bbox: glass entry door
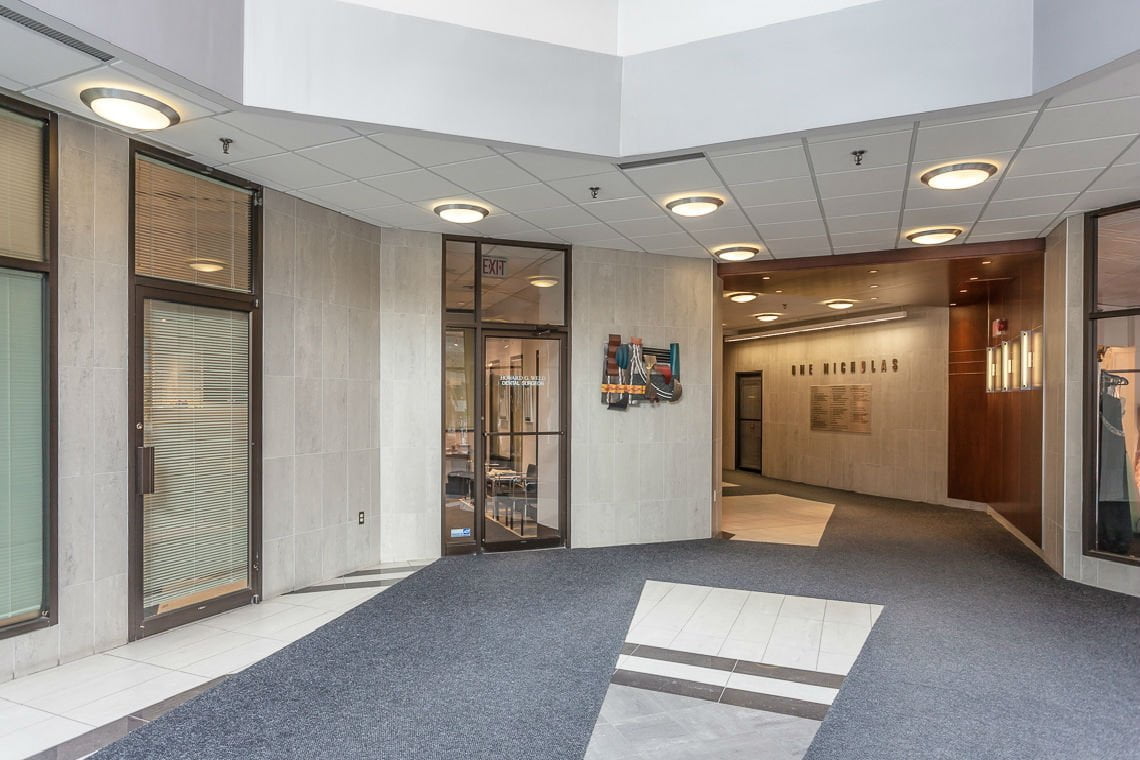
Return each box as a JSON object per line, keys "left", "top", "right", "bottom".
{"left": 736, "top": 372, "right": 763, "bottom": 473}
{"left": 481, "top": 334, "right": 564, "bottom": 550}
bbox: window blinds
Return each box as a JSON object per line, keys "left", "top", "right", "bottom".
{"left": 142, "top": 300, "right": 250, "bottom": 615}
{"left": 0, "top": 108, "right": 44, "bottom": 262}
{"left": 134, "top": 156, "right": 253, "bottom": 292}
{"left": 0, "top": 268, "right": 45, "bottom": 625}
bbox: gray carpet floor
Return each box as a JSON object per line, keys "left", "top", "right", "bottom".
{"left": 93, "top": 474, "right": 1140, "bottom": 760}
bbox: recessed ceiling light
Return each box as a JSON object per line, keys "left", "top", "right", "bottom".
{"left": 950, "top": 302, "right": 957, "bottom": 306}
{"left": 869, "top": 284, "right": 879, "bottom": 289}
{"left": 667, "top": 195, "right": 724, "bottom": 217}
{"left": 824, "top": 299, "right": 856, "bottom": 310}
{"left": 969, "top": 276, "right": 978, "bottom": 281}
{"left": 920, "top": 161, "right": 998, "bottom": 190}
{"left": 959, "top": 289, "right": 968, "bottom": 293}
{"left": 189, "top": 258, "right": 224, "bottom": 273}
{"left": 434, "top": 203, "right": 489, "bottom": 223}
{"left": 868, "top": 269, "right": 878, "bottom": 274}
{"left": 982, "top": 260, "right": 992, "bottom": 265}
{"left": 80, "top": 87, "right": 180, "bottom": 130}
{"left": 761, "top": 275, "right": 771, "bottom": 280}
{"left": 774, "top": 289, "right": 783, "bottom": 294}
{"left": 756, "top": 313, "right": 781, "bottom": 323}
{"left": 528, "top": 275, "right": 560, "bottom": 288}
{"left": 713, "top": 245, "right": 760, "bottom": 262}
{"left": 907, "top": 227, "right": 962, "bottom": 245}
{"left": 871, "top": 296, "right": 879, "bottom": 300}
{"left": 728, "top": 292, "right": 758, "bottom": 303}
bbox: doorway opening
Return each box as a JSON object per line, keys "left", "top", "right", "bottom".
{"left": 735, "top": 372, "right": 763, "bottom": 473}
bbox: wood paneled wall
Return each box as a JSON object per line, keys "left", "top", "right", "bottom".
{"left": 947, "top": 255, "right": 1044, "bottom": 544}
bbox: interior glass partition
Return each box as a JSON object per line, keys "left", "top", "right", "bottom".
{"left": 442, "top": 237, "right": 569, "bottom": 554}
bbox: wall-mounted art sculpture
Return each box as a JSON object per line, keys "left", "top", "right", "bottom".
{"left": 600, "top": 334, "right": 682, "bottom": 409}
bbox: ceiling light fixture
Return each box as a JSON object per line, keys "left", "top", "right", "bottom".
{"left": 755, "top": 313, "right": 781, "bottom": 323}
{"left": 868, "top": 269, "right": 878, "bottom": 274}
{"left": 728, "top": 292, "right": 758, "bottom": 303}
{"left": 869, "top": 284, "right": 879, "bottom": 289}
{"left": 189, "top": 258, "right": 225, "bottom": 273}
{"left": 79, "top": 87, "right": 180, "bottom": 130}
{"left": 762, "top": 275, "right": 771, "bottom": 280}
{"left": 982, "top": 260, "right": 992, "bottom": 265}
{"left": 921, "top": 161, "right": 998, "bottom": 190}
{"left": 713, "top": 245, "right": 760, "bottom": 262}
{"left": 528, "top": 275, "right": 560, "bottom": 288}
{"left": 906, "top": 227, "right": 962, "bottom": 245}
{"left": 666, "top": 195, "right": 724, "bottom": 217}
{"left": 434, "top": 203, "right": 489, "bottom": 224}
{"left": 824, "top": 299, "right": 856, "bottom": 310}
{"left": 726, "top": 310, "right": 908, "bottom": 342}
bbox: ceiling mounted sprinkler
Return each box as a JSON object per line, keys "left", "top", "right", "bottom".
{"left": 851, "top": 149, "right": 866, "bottom": 167}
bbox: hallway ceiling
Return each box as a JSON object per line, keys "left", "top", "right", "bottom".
{"left": 3, "top": 11, "right": 1140, "bottom": 262}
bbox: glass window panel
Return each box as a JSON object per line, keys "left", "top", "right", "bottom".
{"left": 444, "top": 239, "right": 475, "bottom": 315}
{"left": 142, "top": 299, "right": 251, "bottom": 615}
{"left": 444, "top": 328, "right": 475, "bottom": 547}
{"left": 0, "top": 108, "right": 45, "bottom": 262}
{"left": 134, "top": 156, "right": 253, "bottom": 292}
{"left": 1095, "top": 315, "right": 1140, "bottom": 559}
{"left": 0, "top": 268, "right": 45, "bottom": 626}
{"left": 480, "top": 244, "right": 564, "bottom": 325}
{"left": 1096, "top": 206, "right": 1140, "bottom": 312}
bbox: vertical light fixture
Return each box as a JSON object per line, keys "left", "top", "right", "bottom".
{"left": 1000, "top": 341, "right": 1011, "bottom": 391}
{"left": 986, "top": 346, "right": 996, "bottom": 393}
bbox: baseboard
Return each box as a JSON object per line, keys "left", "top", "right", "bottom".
{"left": 986, "top": 506, "right": 1047, "bottom": 561}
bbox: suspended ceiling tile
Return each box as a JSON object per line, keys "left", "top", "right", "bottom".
{"left": 766, "top": 235, "right": 831, "bottom": 257}
{"left": 822, "top": 190, "right": 903, "bottom": 218}
{"left": 829, "top": 229, "right": 896, "bottom": 249}
{"left": 608, "top": 216, "right": 680, "bottom": 238}
{"left": 491, "top": 228, "right": 567, "bottom": 244}
{"left": 478, "top": 183, "right": 569, "bottom": 213}
{"left": 355, "top": 202, "right": 454, "bottom": 231}
{"left": 731, "top": 176, "right": 817, "bottom": 206}
{"left": 580, "top": 195, "right": 663, "bottom": 222}
{"left": 544, "top": 222, "right": 616, "bottom": 243}
{"left": 155, "top": 116, "right": 282, "bottom": 164}
{"left": 674, "top": 207, "right": 750, "bottom": 231}
{"left": 622, "top": 158, "right": 722, "bottom": 194}
{"left": 298, "top": 181, "right": 404, "bottom": 210}
{"left": 1007, "top": 135, "right": 1134, "bottom": 176}
{"left": 370, "top": 132, "right": 494, "bottom": 166}
{"left": 808, "top": 130, "right": 912, "bottom": 174}
{"left": 969, "top": 215, "right": 1055, "bottom": 236}
{"left": 431, "top": 155, "right": 538, "bottom": 191}
{"left": 743, "top": 199, "right": 822, "bottom": 225}
{"left": 654, "top": 245, "right": 711, "bottom": 258}
{"left": 464, "top": 214, "right": 542, "bottom": 238}
{"left": 1067, "top": 186, "right": 1140, "bottom": 213}
{"left": 547, "top": 171, "right": 642, "bottom": 203}
{"left": 754, "top": 218, "right": 828, "bottom": 240}
{"left": 901, "top": 203, "right": 984, "bottom": 228}
{"left": 216, "top": 111, "right": 356, "bottom": 150}
{"left": 1026, "top": 97, "right": 1140, "bottom": 147}
{"left": 1050, "top": 62, "right": 1140, "bottom": 107}
{"left": 983, "top": 194, "right": 1074, "bottom": 220}
{"left": 905, "top": 181, "right": 995, "bottom": 209}
{"left": 0, "top": 17, "right": 98, "bottom": 89}
{"left": 503, "top": 151, "right": 614, "bottom": 180}
{"left": 816, "top": 164, "right": 906, "bottom": 198}
{"left": 516, "top": 204, "right": 598, "bottom": 229}
{"left": 0, "top": 74, "right": 25, "bottom": 90}
{"left": 827, "top": 211, "right": 899, "bottom": 235}
{"left": 297, "top": 137, "right": 416, "bottom": 178}
{"left": 992, "top": 168, "right": 1101, "bottom": 201}
{"left": 710, "top": 145, "right": 810, "bottom": 185}
{"left": 581, "top": 237, "right": 643, "bottom": 252}
{"left": 690, "top": 226, "right": 759, "bottom": 247}
{"left": 624, "top": 231, "right": 694, "bottom": 250}
{"left": 361, "top": 169, "right": 464, "bottom": 202}
{"left": 913, "top": 111, "right": 1037, "bottom": 163}
{"left": 28, "top": 65, "right": 216, "bottom": 126}
{"left": 228, "top": 152, "right": 349, "bottom": 189}
{"left": 109, "top": 60, "right": 231, "bottom": 113}
{"left": 1088, "top": 161, "right": 1140, "bottom": 192}
{"left": 966, "top": 229, "right": 1048, "bottom": 243}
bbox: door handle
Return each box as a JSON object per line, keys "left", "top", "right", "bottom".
{"left": 136, "top": 446, "right": 155, "bottom": 495}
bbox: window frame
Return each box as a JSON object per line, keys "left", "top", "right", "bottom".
{"left": 0, "top": 94, "right": 58, "bottom": 641}
{"left": 1083, "top": 199, "right": 1140, "bottom": 568}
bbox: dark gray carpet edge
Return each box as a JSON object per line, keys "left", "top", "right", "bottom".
{"left": 92, "top": 482, "right": 1140, "bottom": 760}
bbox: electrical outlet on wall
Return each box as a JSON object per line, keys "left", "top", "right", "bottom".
{"left": 358, "top": 511, "right": 365, "bottom": 525}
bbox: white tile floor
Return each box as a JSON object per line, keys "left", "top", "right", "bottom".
{"left": 0, "top": 560, "right": 432, "bottom": 760}
{"left": 626, "top": 581, "right": 883, "bottom": 675}
{"left": 722, "top": 494, "right": 836, "bottom": 546}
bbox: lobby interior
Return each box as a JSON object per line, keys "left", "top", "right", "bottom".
{"left": 0, "top": 1, "right": 1138, "bottom": 759}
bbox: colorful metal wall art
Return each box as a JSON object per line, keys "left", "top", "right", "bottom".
{"left": 600, "top": 334, "right": 682, "bottom": 409}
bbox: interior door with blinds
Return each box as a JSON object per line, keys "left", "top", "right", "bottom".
{"left": 129, "top": 147, "right": 260, "bottom": 638}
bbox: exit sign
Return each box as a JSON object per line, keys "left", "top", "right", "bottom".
{"left": 482, "top": 256, "right": 508, "bottom": 278}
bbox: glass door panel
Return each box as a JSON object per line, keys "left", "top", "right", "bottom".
{"left": 737, "top": 373, "right": 763, "bottom": 473}
{"left": 482, "top": 335, "right": 563, "bottom": 548}
{"left": 141, "top": 299, "right": 252, "bottom": 617}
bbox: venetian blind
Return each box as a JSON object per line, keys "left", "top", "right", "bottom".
{"left": 0, "top": 268, "right": 45, "bottom": 625}
{"left": 0, "top": 108, "right": 45, "bottom": 262}
{"left": 142, "top": 300, "right": 250, "bottom": 615}
{"left": 134, "top": 156, "right": 253, "bottom": 292}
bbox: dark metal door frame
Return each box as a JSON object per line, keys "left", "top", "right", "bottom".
{"left": 735, "top": 371, "right": 763, "bottom": 473}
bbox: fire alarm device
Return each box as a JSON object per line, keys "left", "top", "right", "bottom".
{"left": 992, "top": 318, "right": 1008, "bottom": 337}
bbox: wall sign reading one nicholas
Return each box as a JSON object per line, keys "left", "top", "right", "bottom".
{"left": 792, "top": 358, "right": 898, "bottom": 376}
{"left": 810, "top": 384, "right": 872, "bottom": 433}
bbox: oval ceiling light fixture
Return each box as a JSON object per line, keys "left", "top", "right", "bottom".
{"left": 713, "top": 245, "right": 760, "bottom": 262}
{"left": 906, "top": 227, "right": 962, "bottom": 245}
{"left": 666, "top": 195, "right": 724, "bottom": 217}
{"left": 528, "top": 275, "right": 560, "bottom": 288}
{"left": 434, "top": 203, "right": 489, "bottom": 224}
{"left": 728, "top": 292, "right": 758, "bottom": 303}
{"left": 79, "top": 87, "right": 180, "bottom": 130}
{"left": 823, "top": 298, "right": 856, "bottom": 310}
{"left": 920, "top": 161, "right": 998, "bottom": 190}
{"left": 189, "top": 258, "right": 225, "bottom": 273}
{"left": 755, "top": 313, "right": 781, "bottom": 323}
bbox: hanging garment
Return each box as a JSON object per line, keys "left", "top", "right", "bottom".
{"left": 1098, "top": 392, "right": 1133, "bottom": 553}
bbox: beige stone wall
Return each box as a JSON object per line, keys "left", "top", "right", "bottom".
{"left": 723, "top": 306, "right": 952, "bottom": 507}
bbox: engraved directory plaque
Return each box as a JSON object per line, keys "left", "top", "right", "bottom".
{"left": 810, "top": 384, "right": 871, "bottom": 433}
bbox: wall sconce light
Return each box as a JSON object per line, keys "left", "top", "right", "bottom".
{"left": 1000, "top": 341, "right": 1011, "bottom": 391}
{"left": 986, "top": 346, "right": 996, "bottom": 393}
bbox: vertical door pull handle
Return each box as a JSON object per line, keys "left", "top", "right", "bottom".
{"left": 137, "top": 446, "right": 155, "bottom": 495}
